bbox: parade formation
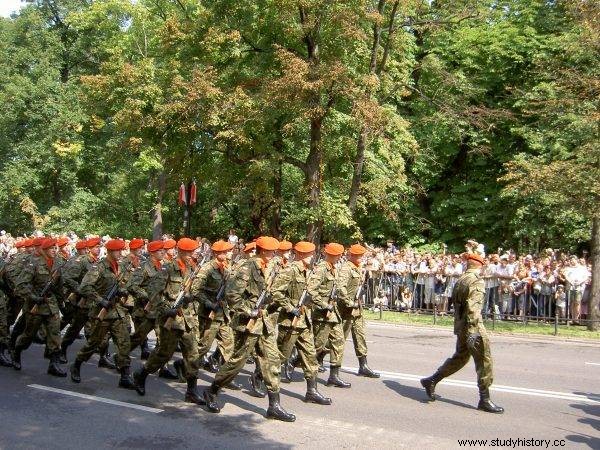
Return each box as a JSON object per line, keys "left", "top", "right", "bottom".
{"left": 0, "top": 234, "right": 504, "bottom": 422}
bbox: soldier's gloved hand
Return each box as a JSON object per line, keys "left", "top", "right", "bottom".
{"left": 117, "top": 287, "right": 128, "bottom": 297}
{"left": 290, "top": 308, "right": 301, "bottom": 317}
{"left": 250, "top": 309, "right": 262, "bottom": 318}
{"left": 182, "top": 294, "right": 193, "bottom": 307}
{"left": 352, "top": 302, "right": 360, "bottom": 308}
{"left": 467, "top": 333, "right": 482, "bottom": 352}
{"left": 99, "top": 299, "right": 112, "bottom": 310}
{"left": 164, "top": 308, "right": 178, "bottom": 318}
{"left": 325, "top": 304, "right": 334, "bottom": 312}
{"left": 31, "top": 295, "right": 44, "bottom": 305}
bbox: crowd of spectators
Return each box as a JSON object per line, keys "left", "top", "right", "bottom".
{"left": 361, "top": 242, "right": 593, "bottom": 325}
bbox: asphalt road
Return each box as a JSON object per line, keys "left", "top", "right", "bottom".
{"left": 0, "top": 322, "right": 598, "bottom": 449}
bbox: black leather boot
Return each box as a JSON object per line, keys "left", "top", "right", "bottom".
{"left": 158, "top": 364, "right": 178, "bottom": 380}
{"left": 173, "top": 358, "right": 187, "bottom": 383}
{"left": 225, "top": 379, "right": 242, "bottom": 390}
{"left": 203, "top": 383, "right": 221, "bottom": 413}
{"left": 420, "top": 371, "right": 444, "bottom": 401}
{"left": 357, "top": 356, "right": 380, "bottom": 378}
{"left": 119, "top": 366, "right": 136, "bottom": 390}
{"left": 478, "top": 388, "right": 504, "bottom": 413}
{"left": 70, "top": 359, "right": 82, "bottom": 383}
{"left": 0, "top": 343, "right": 12, "bottom": 367}
{"left": 47, "top": 353, "right": 67, "bottom": 377}
{"left": 140, "top": 339, "right": 150, "bottom": 360}
{"left": 327, "top": 366, "right": 351, "bottom": 388}
{"left": 58, "top": 343, "right": 68, "bottom": 364}
{"left": 11, "top": 345, "right": 23, "bottom": 371}
{"left": 249, "top": 367, "right": 267, "bottom": 398}
{"left": 133, "top": 367, "right": 148, "bottom": 396}
{"left": 281, "top": 363, "right": 292, "bottom": 383}
{"left": 304, "top": 377, "right": 332, "bottom": 405}
{"left": 208, "top": 348, "right": 221, "bottom": 373}
{"left": 201, "top": 354, "right": 213, "bottom": 372}
{"left": 266, "top": 391, "right": 296, "bottom": 422}
{"left": 98, "top": 352, "right": 116, "bottom": 370}
{"left": 185, "top": 377, "right": 204, "bottom": 404}
{"left": 317, "top": 351, "right": 326, "bottom": 373}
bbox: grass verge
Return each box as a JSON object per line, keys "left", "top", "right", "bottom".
{"left": 363, "top": 310, "right": 600, "bottom": 340}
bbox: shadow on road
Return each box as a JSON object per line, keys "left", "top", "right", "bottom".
{"left": 383, "top": 379, "right": 477, "bottom": 410}
{"left": 565, "top": 399, "right": 600, "bottom": 449}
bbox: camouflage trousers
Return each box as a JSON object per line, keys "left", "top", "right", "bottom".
{"left": 339, "top": 312, "right": 368, "bottom": 361}
{"left": 145, "top": 324, "right": 199, "bottom": 379}
{"left": 129, "top": 317, "right": 157, "bottom": 353}
{"left": 436, "top": 328, "right": 494, "bottom": 391}
{"left": 76, "top": 317, "right": 131, "bottom": 369}
{"left": 62, "top": 306, "right": 110, "bottom": 354}
{"left": 15, "top": 311, "right": 61, "bottom": 353}
{"left": 215, "top": 330, "right": 280, "bottom": 393}
{"left": 278, "top": 325, "right": 319, "bottom": 380}
{"left": 197, "top": 317, "right": 234, "bottom": 361}
{"left": 313, "top": 320, "right": 344, "bottom": 366}
{"left": 0, "top": 292, "right": 8, "bottom": 346}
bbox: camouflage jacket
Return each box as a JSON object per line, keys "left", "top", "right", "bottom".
{"left": 336, "top": 260, "right": 365, "bottom": 318}
{"left": 14, "top": 254, "right": 62, "bottom": 316}
{"left": 307, "top": 260, "right": 340, "bottom": 324}
{"left": 79, "top": 258, "right": 129, "bottom": 320}
{"left": 3, "top": 252, "right": 31, "bottom": 294}
{"left": 61, "top": 254, "right": 96, "bottom": 308}
{"left": 191, "top": 259, "right": 230, "bottom": 323}
{"left": 163, "top": 257, "right": 198, "bottom": 331}
{"left": 451, "top": 269, "right": 486, "bottom": 335}
{"left": 126, "top": 258, "right": 169, "bottom": 320}
{"left": 271, "top": 260, "right": 312, "bottom": 328}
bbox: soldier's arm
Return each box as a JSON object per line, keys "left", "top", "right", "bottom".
{"left": 270, "top": 267, "right": 294, "bottom": 312}
{"left": 307, "top": 264, "right": 328, "bottom": 309}
{"left": 14, "top": 260, "right": 35, "bottom": 299}
{"left": 225, "top": 264, "right": 253, "bottom": 317}
{"left": 62, "top": 260, "right": 83, "bottom": 293}
{"left": 126, "top": 265, "right": 149, "bottom": 300}
{"left": 465, "top": 278, "right": 485, "bottom": 334}
{"left": 336, "top": 264, "right": 354, "bottom": 308}
{"left": 190, "top": 264, "right": 215, "bottom": 307}
{"left": 79, "top": 266, "right": 104, "bottom": 305}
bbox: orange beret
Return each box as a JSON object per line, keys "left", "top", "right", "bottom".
{"left": 294, "top": 241, "right": 316, "bottom": 253}
{"left": 22, "top": 239, "right": 34, "bottom": 248}
{"left": 87, "top": 237, "right": 101, "bottom": 248}
{"left": 212, "top": 240, "right": 233, "bottom": 252}
{"left": 147, "top": 240, "right": 164, "bottom": 253}
{"left": 129, "top": 238, "right": 145, "bottom": 250}
{"left": 15, "top": 241, "right": 24, "bottom": 249}
{"left": 33, "top": 237, "right": 45, "bottom": 247}
{"left": 163, "top": 239, "right": 176, "bottom": 250}
{"left": 105, "top": 239, "right": 126, "bottom": 251}
{"left": 41, "top": 238, "right": 57, "bottom": 249}
{"left": 243, "top": 242, "right": 256, "bottom": 253}
{"left": 56, "top": 237, "right": 69, "bottom": 247}
{"left": 467, "top": 253, "right": 485, "bottom": 265}
{"left": 75, "top": 240, "right": 88, "bottom": 250}
{"left": 278, "top": 240, "right": 293, "bottom": 251}
{"left": 256, "top": 236, "right": 280, "bottom": 251}
{"left": 177, "top": 238, "right": 199, "bottom": 252}
{"left": 348, "top": 244, "right": 366, "bottom": 256}
{"left": 324, "top": 243, "right": 344, "bottom": 256}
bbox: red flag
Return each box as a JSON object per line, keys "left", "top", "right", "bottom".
{"left": 178, "top": 182, "right": 187, "bottom": 206}
{"left": 190, "top": 180, "right": 197, "bottom": 206}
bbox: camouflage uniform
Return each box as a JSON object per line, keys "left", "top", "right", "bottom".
{"left": 73, "top": 258, "right": 132, "bottom": 369}
{"left": 191, "top": 259, "right": 234, "bottom": 362}
{"left": 5, "top": 252, "right": 31, "bottom": 344}
{"left": 271, "top": 260, "right": 319, "bottom": 379}
{"left": 0, "top": 259, "right": 9, "bottom": 347}
{"left": 143, "top": 257, "right": 199, "bottom": 378}
{"left": 126, "top": 258, "right": 169, "bottom": 352}
{"left": 336, "top": 260, "right": 368, "bottom": 359}
{"left": 308, "top": 261, "right": 344, "bottom": 366}
{"left": 212, "top": 257, "right": 281, "bottom": 392}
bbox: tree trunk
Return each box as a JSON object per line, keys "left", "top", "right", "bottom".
{"left": 347, "top": 127, "right": 367, "bottom": 213}
{"left": 152, "top": 171, "right": 166, "bottom": 240}
{"left": 306, "top": 117, "right": 323, "bottom": 244}
{"left": 271, "top": 158, "right": 283, "bottom": 238}
{"left": 588, "top": 215, "right": 599, "bottom": 331}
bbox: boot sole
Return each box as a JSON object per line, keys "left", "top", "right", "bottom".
{"left": 266, "top": 414, "right": 296, "bottom": 422}
{"left": 48, "top": 371, "right": 67, "bottom": 377}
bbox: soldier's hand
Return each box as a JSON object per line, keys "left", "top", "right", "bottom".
{"left": 99, "top": 299, "right": 112, "bottom": 310}
{"left": 117, "top": 287, "right": 128, "bottom": 297}
{"left": 250, "top": 308, "right": 262, "bottom": 318}
{"left": 31, "top": 295, "right": 44, "bottom": 305}
{"left": 352, "top": 302, "right": 360, "bottom": 309}
{"left": 325, "top": 304, "right": 334, "bottom": 312}
{"left": 182, "top": 294, "right": 193, "bottom": 307}
{"left": 290, "top": 308, "right": 301, "bottom": 317}
{"left": 467, "top": 333, "right": 482, "bottom": 352}
{"left": 164, "top": 308, "right": 178, "bottom": 318}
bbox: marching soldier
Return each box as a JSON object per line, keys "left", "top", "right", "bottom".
{"left": 69, "top": 239, "right": 135, "bottom": 389}
{"left": 56, "top": 237, "right": 73, "bottom": 331}
{"left": 134, "top": 238, "right": 204, "bottom": 403}
{"left": 125, "top": 238, "right": 150, "bottom": 358}
{"left": 12, "top": 238, "right": 66, "bottom": 376}
{"left": 0, "top": 255, "right": 11, "bottom": 366}
{"left": 277, "top": 241, "right": 293, "bottom": 267}
{"left": 420, "top": 252, "right": 504, "bottom": 413}
{"left": 187, "top": 240, "right": 240, "bottom": 389}
{"left": 272, "top": 241, "right": 331, "bottom": 405}
{"left": 202, "top": 236, "right": 296, "bottom": 422}
{"left": 4, "top": 238, "right": 33, "bottom": 352}
{"left": 308, "top": 243, "right": 350, "bottom": 388}
{"left": 336, "top": 244, "right": 379, "bottom": 378}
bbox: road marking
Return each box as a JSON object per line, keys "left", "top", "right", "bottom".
{"left": 585, "top": 362, "right": 600, "bottom": 366}
{"left": 341, "top": 367, "right": 600, "bottom": 405}
{"left": 28, "top": 384, "right": 163, "bottom": 413}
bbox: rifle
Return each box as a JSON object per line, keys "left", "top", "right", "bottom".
{"left": 291, "top": 255, "right": 321, "bottom": 328}
{"left": 208, "top": 253, "right": 241, "bottom": 320}
{"left": 355, "top": 269, "right": 367, "bottom": 312}
{"left": 97, "top": 272, "right": 128, "bottom": 320}
{"left": 246, "top": 260, "right": 281, "bottom": 331}
{"left": 30, "top": 260, "right": 67, "bottom": 314}
{"left": 164, "top": 254, "right": 210, "bottom": 330}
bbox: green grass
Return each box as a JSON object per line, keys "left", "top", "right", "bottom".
{"left": 363, "top": 310, "right": 600, "bottom": 340}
